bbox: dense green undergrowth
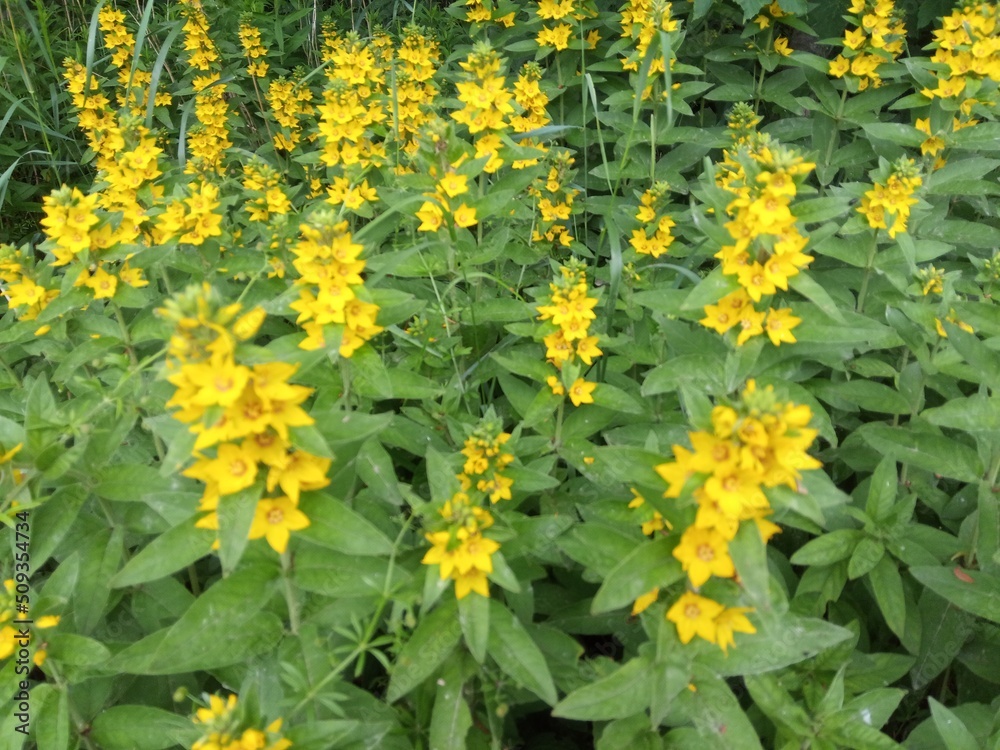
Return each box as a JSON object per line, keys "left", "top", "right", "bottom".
{"left": 2, "top": 0, "right": 1000, "bottom": 748}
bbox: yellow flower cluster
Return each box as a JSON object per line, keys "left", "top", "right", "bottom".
{"left": 0, "top": 244, "right": 59, "bottom": 323}
{"left": 179, "top": 0, "right": 220, "bottom": 71}
{"left": 93, "top": 117, "right": 164, "bottom": 249}
{"left": 316, "top": 29, "right": 388, "bottom": 170}
{"left": 316, "top": 77, "right": 385, "bottom": 169}
{"left": 239, "top": 22, "right": 269, "bottom": 78}
{"left": 857, "top": 157, "right": 921, "bottom": 238}
{"left": 701, "top": 107, "right": 812, "bottom": 347}
{"left": 923, "top": 3, "right": 1000, "bottom": 101}
{"left": 160, "top": 284, "right": 323, "bottom": 554}
{"left": 325, "top": 176, "right": 378, "bottom": 213}
{"left": 510, "top": 62, "right": 551, "bottom": 169}
{"left": 422, "top": 413, "right": 514, "bottom": 599}
{"left": 0, "top": 579, "right": 60, "bottom": 668}
{"left": 179, "top": 1, "right": 231, "bottom": 174}
{"left": 630, "top": 182, "right": 676, "bottom": 258}
{"left": 620, "top": 0, "right": 680, "bottom": 98}
{"left": 416, "top": 161, "right": 478, "bottom": 232}
{"left": 154, "top": 180, "right": 224, "bottom": 247}
{"left": 191, "top": 694, "right": 290, "bottom": 750}
{"left": 459, "top": 417, "right": 516, "bottom": 504}
{"left": 829, "top": 0, "right": 906, "bottom": 90}
{"left": 395, "top": 25, "right": 441, "bottom": 155}
{"left": 98, "top": 6, "right": 134, "bottom": 68}
{"left": 453, "top": 43, "right": 515, "bottom": 173}
{"left": 40, "top": 186, "right": 100, "bottom": 267}
{"left": 463, "top": 0, "right": 517, "bottom": 26}
{"left": 61, "top": 60, "right": 116, "bottom": 157}
{"left": 935, "top": 309, "right": 975, "bottom": 338}
{"left": 536, "top": 259, "right": 602, "bottom": 406}
{"left": 242, "top": 160, "right": 291, "bottom": 224}
{"left": 289, "top": 210, "right": 382, "bottom": 357}
{"left": 529, "top": 151, "right": 578, "bottom": 247}
{"left": 643, "top": 381, "right": 820, "bottom": 651}
{"left": 628, "top": 488, "right": 670, "bottom": 537}
{"left": 97, "top": 5, "right": 171, "bottom": 114}
{"left": 423, "top": 494, "right": 500, "bottom": 599}
{"left": 266, "top": 76, "right": 315, "bottom": 153}
{"left": 536, "top": 0, "right": 578, "bottom": 50}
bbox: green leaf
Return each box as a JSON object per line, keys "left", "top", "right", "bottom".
{"left": 94, "top": 464, "right": 178, "bottom": 501}
{"left": 923, "top": 395, "right": 1000, "bottom": 432}
{"left": 910, "top": 566, "right": 1000, "bottom": 624}
{"left": 557, "top": 523, "right": 640, "bottom": 577}
{"left": 297, "top": 492, "right": 393, "bottom": 555}
{"left": 44, "top": 633, "right": 110, "bottom": 667}
{"left": 700, "top": 612, "right": 853, "bottom": 676}
{"left": 29, "top": 486, "right": 87, "bottom": 569}
{"left": 106, "top": 565, "right": 282, "bottom": 674}
{"left": 355, "top": 438, "right": 404, "bottom": 505}
{"left": 553, "top": 655, "right": 653, "bottom": 720}
{"left": 848, "top": 537, "right": 885, "bottom": 579}
{"left": 788, "top": 272, "right": 847, "bottom": 323}
{"left": 217, "top": 483, "right": 262, "bottom": 575}
{"left": 948, "top": 122, "right": 1000, "bottom": 152}
{"left": 861, "top": 425, "right": 983, "bottom": 483}
{"left": 680, "top": 268, "right": 738, "bottom": 311}
{"left": 35, "top": 685, "right": 69, "bottom": 750}
{"left": 592, "top": 384, "right": 646, "bottom": 415}
{"left": 387, "top": 599, "right": 462, "bottom": 702}
{"left": 641, "top": 353, "right": 725, "bottom": 396}
{"left": 869, "top": 556, "right": 906, "bottom": 639}
{"left": 815, "top": 380, "right": 910, "bottom": 415}
{"left": 89, "top": 706, "right": 200, "bottom": 750}
{"left": 861, "top": 122, "right": 926, "bottom": 147}
{"left": 866, "top": 457, "right": 898, "bottom": 522}
{"left": 458, "top": 592, "right": 489, "bottom": 664}
{"left": 110, "top": 520, "right": 214, "bottom": 588}
{"left": 928, "top": 698, "right": 980, "bottom": 750}
{"left": 911, "top": 592, "right": 975, "bottom": 689}
{"left": 790, "top": 529, "right": 863, "bottom": 566}
{"left": 487, "top": 600, "right": 557, "bottom": 705}
{"left": 744, "top": 673, "right": 812, "bottom": 735}
{"left": 822, "top": 710, "right": 902, "bottom": 750}
{"left": 591, "top": 537, "right": 683, "bottom": 614}
{"left": 429, "top": 659, "right": 472, "bottom": 750}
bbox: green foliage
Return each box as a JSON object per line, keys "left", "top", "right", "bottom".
{"left": 2, "top": 0, "right": 1000, "bottom": 748}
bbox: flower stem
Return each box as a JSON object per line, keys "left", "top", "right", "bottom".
{"left": 856, "top": 230, "right": 879, "bottom": 313}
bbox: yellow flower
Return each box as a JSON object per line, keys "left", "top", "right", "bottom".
{"left": 0, "top": 443, "right": 23, "bottom": 465}
{"left": 416, "top": 201, "right": 443, "bottom": 232}
{"left": 454, "top": 569, "right": 490, "bottom": 599}
{"left": 714, "top": 607, "right": 756, "bottom": 654}
{"left": 82, "top": 266, "right": 118, "bottom": 299}
{"left": 773, "top": 37, "right": 792, "bottom": 56}
{"left": 248, "top": 495, "right": 310, "bottom": 554}
{"left": 666, "top": 592, "right": 724, "bottom": 645}
{"left": 452, "top": 203, "right": 478, "bottom": 228}
{"left": 437, "top": 173, "right": 469, "bottom": 198}
{"left": 183, "top": 442, "right": 258, "bottom": 496}
{"left": 568, "top": 378, "right": 596, "bottom": 406}
{"left": 672, "top": 527, "right": 736, "bottom": 587}
{"left": 546, "top": 375, "right": 565, "bottom": 395}
{"left": 764, "top": 307, "right": 801, "bottom": 346}
{"left": 631, "top": 587, "right": 660, "bottom": 615}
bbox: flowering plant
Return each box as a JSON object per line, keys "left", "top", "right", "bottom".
{"left": 2, "top": 0, "right": 1000, "bottom": 747}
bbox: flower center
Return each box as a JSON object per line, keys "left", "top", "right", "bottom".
{"left": 684, "top": 604, "right": 701, "bottom": 620}
{"left": 267, "top": 508, "right": 284, "bottom": 525}
{"left": 696, "top": 544, "right": 715, "bottom": 563}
